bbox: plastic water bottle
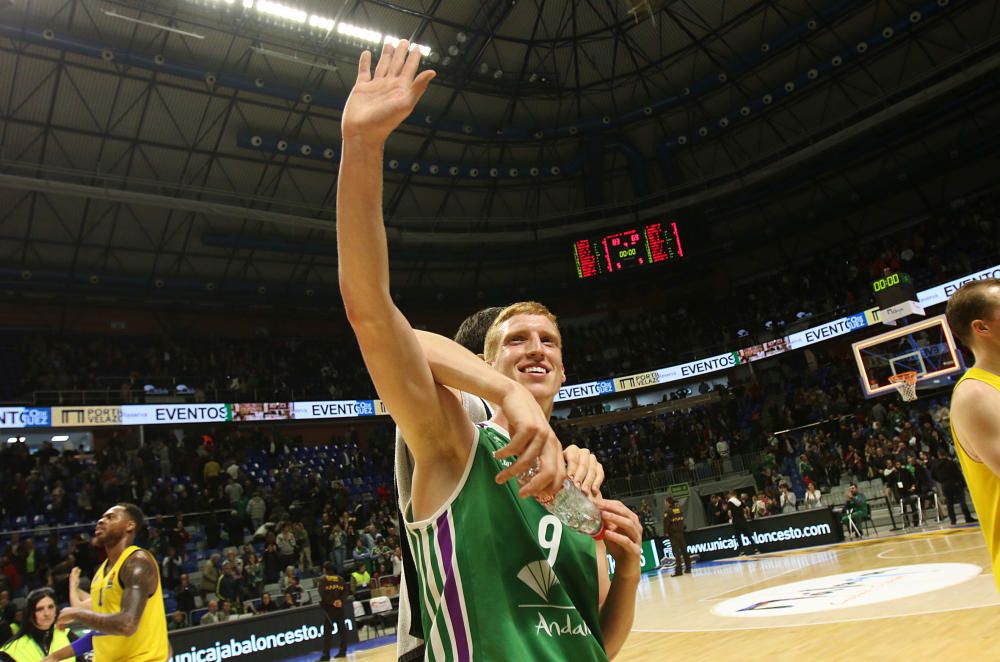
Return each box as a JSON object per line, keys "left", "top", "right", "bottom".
{"left": 518, "top": 460, "right": 605, "bottom": 539}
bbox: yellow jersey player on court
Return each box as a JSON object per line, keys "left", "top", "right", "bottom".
{"left": 946, "top": 278, "right": 1000, "bottom": 591}
{"left": 47, "top": 503, "right": 169, "bottom": 661}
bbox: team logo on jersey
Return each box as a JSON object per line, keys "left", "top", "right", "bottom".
{"left": 517, "top": 561, "right": 560, "bottom": 602}
{"left": 515, "top": 561, "right": 593, "bottom": 638}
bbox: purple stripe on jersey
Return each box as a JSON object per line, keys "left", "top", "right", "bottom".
{"left": 435, "top": 511, "right": 471, "bottom": 661}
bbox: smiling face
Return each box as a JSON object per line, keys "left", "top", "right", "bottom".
{"left": 33, "top": 596, "right": 56, "bottom": 630}
{"left": 488, "top": 313, "right": 566, "bottom": 407}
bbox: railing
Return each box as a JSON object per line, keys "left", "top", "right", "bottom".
{"left": 603, "top": 451, "right": 764, "bottom": 498}
{"left": 0, "top": 509, "right": 232, "bottom": 538}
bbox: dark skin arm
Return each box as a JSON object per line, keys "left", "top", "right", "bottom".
{"left": 56, "top": 551, "right": 157, "bottom": 636}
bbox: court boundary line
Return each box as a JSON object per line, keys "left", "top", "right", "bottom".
{"left": 631, "top": 590, "right": 1000, "bottom": 633}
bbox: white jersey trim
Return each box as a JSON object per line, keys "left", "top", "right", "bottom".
{"left": 403, "top": 424, "right": 479, "bottom": 530}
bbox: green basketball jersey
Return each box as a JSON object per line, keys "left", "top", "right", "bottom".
{"left": 405, "top": 422, "right": 607, "bottom": 661}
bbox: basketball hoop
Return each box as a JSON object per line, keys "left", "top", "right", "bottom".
{"left": 888, "top": 371, "right": 919, "bottom": 402}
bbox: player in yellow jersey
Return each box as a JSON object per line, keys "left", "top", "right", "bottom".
{"left": 946, "top": 278, "right": 1000, "bottom": 591}
{"left": 47, "top": 503, "right": 170, "bottom": 661}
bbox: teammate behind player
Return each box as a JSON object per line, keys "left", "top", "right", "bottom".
{"left": 338, "top": 41, "right": 641, "bottom": 659}
{"left": 946, "top": 278, "right": 1000, "bottom": 589}
{"left": 49, "top": 504, "right": 169, "bottom": 661}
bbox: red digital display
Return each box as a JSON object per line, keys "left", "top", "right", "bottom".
{"left": 573, "top": 222, "right": 683, "bottom": 279}
{"left": 573, "top": 238, "right": 599, "bottom": 279}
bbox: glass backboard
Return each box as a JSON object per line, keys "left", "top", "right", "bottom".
{"left": 851, "top": 315, "right": 964, "bottom": 398}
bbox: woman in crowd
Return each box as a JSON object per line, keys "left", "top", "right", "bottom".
{"left": 803, "top": 483, "right": 823, "bottom": 509}
{"left": 0, "top": 588, "right": 76, "bottom": 662}
{"left": 243, "top": 552, "right": 263, "bottom": 598}
{"left": 257, "top": 592, "right": 278, "bottom": 613}
{"left": 279, "top": 566, "right": 298, "bottom": 593}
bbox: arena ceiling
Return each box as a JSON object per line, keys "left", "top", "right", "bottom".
{"left": 0, "top": 0, "right": 999, "bottom": 308}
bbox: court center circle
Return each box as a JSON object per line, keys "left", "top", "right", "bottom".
{"left": 712, "top": 563, "right": 982, "bottom": 617}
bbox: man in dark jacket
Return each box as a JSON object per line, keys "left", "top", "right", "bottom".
{"left": 727, "top": 491, "right": 759, "bottom": 555}
{"left": 887, "top": 459, "right": 920, "bottom": 526}
{"left": 931, "top": 450, "right": 978, "bottom": 525}
{"left": 317, "top": 561, "right": 349, "bottom": 660}
{"left": 663, "top": 497, "right": 692, "bottom": 576}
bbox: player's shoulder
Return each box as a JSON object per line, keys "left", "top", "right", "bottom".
{"left": 124, "top": 548, "right": 159, "bottom": 571}
{"left": 952, "top": 377, "right": 1000, "bottom": 413}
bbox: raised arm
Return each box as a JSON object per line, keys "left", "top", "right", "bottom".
{"left": 338, "top": 43, "right": 474, "bottom": 464}
{"left": 68, "top": 567, "right": 91, "bottom": 609}
{"left": 56, "top": 552, "right": 157, "bottom": 636}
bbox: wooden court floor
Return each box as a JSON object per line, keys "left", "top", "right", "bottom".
{"left": 347, "top": 525, "right": 1000, "bottom": 660}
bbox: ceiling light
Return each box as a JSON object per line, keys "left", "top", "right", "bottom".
{"left": 249, "top": 46, "right": 338, "bottom": 72}
{"left": 383, "top": 35, "right": 430, "bottom": 56}
{"left": 308, "top": 15, "right": 334, "bottom": 31}
{"left": 256, "top": 0, "right": 306, "bottom": 23}
{"left": 52, "top": 435, "right": 69, "bottom": 442}
{"left": 104, "top": 10, "right": 205, "bottom": 39}
{"left": 339, "top": 22, "right": 382, "bottom": 43}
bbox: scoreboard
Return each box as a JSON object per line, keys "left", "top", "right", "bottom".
{"left": 573, "top": 221, "right": 684, "bottom": 279}
{"left": 872, "top": 271, "right": 917, "bottom": 310}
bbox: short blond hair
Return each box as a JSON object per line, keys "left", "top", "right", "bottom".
{"left": 946, "top": 278, "right": 1000, "bottom": 346}
{"left": 483, "top": 301, "right": 560, "bottom": 363}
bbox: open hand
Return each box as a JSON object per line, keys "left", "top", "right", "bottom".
{"left": 69, "top": 566, "right": 81, "bottom": 589}
{"left": 342, "top": 40, "right": 436, "bottom": 145}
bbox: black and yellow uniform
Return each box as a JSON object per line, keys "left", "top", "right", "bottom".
{"left": 664, "top": 501, "right": 692, "bottom": 576}
{"left": 317, "top": 572, "right": 350, "bottom": 659}
{"left": 90, "top": 546, "right": 169, "bottom": 662}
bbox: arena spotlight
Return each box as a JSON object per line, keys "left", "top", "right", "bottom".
{"left": 104, "top": 10, "right": 205, "bottom": 39}
{"left": 195, "top": 1, "right": 431, "bottom": 55}
{"left": 249, "top": 45, "right": 338, "bottom": 73}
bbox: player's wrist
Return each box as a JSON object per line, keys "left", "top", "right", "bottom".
{"left": 340, "top": 130, "right": 388, "bottom": 151}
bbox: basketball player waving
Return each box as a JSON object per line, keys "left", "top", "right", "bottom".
{"left": 338, "top": 41, "right": 641, "bottom": 660}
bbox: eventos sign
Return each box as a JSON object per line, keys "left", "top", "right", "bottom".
{"left": 0, "top": 407, "right": 52, "bottom": 428}
{"left": 0, "top": 402, "right": 392, "bottom": 429}
{"left": 555, "top": 263, "right": 1000, "bottom": 403}
{"left": 918, "top": 263, "right": 1000, "bottom": 307}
